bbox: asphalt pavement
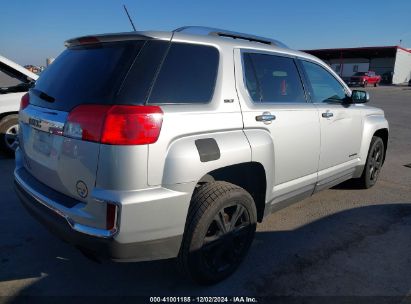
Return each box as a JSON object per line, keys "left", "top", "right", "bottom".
{"left": 0, "top": 86, "right": 410, "bottom": 301}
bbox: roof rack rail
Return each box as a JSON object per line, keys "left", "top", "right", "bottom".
{"left": 174, "top": 26, "right": 288, "bottom": 48}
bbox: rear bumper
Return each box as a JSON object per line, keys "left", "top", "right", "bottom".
{"left": 15, "top": 180, "right": 177, "bottom": 261}
{"left": 14, "top": 167, "right": 188, "bottom": 262}
{"left": 14, "top": 168, "right": 118, "bottom": 238}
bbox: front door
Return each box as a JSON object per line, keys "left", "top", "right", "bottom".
{"left": 299, "top": 60, "right": 363, "bottom": 188}
{"left": 234, "top": 49, "right": 321, "bottom": 206}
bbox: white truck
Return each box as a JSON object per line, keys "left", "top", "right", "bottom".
{"left": 0, "top": 55, "right": 38, "bottom": 155}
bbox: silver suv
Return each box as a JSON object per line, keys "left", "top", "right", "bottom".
{"left": 14, "top": 27, "right": 389, "bottom": 284}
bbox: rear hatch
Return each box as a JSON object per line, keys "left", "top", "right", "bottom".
{"left": 19, "top": 35, "right": 170, "bottom": 201}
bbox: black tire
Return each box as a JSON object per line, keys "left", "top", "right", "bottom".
{"left": 0, "top": 114, "right": 19, "bottom": 157}
{"left": 357, "top": 136, "right": 385, "bottom": 189}
{"left": 374, "top": 82, "right": 378, "bottom": 87}
{"left": 178, "top": 181, "right": 257, "bottom": 284}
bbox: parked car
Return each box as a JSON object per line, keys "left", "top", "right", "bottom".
{"left": 0, "top": 55, "right": 38, "bottom": 156}
{"left": 14, "top": 27, "right": 389, "bottom": 284}
{"left": 348, "top": 71, "right": 381, "bottom": 87}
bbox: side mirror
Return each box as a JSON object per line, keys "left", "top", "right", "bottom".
{"left": 351, "top": 90, "right": 370, "bottom": 103}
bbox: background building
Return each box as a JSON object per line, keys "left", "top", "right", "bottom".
{"left": 303, "top": 46, "right": 411, "bottom": 84}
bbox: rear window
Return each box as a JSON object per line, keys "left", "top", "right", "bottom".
{"left": 31, "top": 41, "right": 147, "bottom": 111}
{"left": 148, "top": 43, "right": 219, "bottom": 104}
{"left": 30, "top": 40, "right": 219, "bottom": 111}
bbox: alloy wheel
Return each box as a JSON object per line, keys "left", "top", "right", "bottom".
{"left": 369, "top": 141, "right": 383, "bottom": 182}
{"left": 201, "top": 203, "right": 253, "bottom": 274}
{"left": 4, "top": 124, "right": 19, "bottom": 151}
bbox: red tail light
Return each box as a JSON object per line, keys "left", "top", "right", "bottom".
{"left": 20, "top": 93, "right": 30, "bottom": 111}
{"left": 63, "top": 105, "right": 163, "bottom": 145}
{"left": 64, "top": 105, "right": 110, "bottom": 142}
{"left": 101, "top": 105, "right": 163, "bottom": 145}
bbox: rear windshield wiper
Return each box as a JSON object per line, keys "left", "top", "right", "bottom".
{"left": 31, "top": 89, "right": 56, "bottom": 103}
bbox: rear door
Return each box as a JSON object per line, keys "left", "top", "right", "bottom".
{"left": 234, "top": 49, "right": 320, "bottom": 205}
{"left": 299, "top": 59, "right": 363, "bottom": 188}
{"left": 145, "top": 39, "right": 245, "bottom": 186}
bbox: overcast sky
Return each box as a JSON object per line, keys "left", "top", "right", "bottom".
{"left": 1, "top": 0, "right": 411, "bottom": 66}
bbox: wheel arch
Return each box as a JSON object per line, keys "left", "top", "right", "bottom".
{"left": 0, "top": 111, "right": 19, "bottom": 122}
{"left": 196, "top": 162, "right": 267, "bottom": 222}
{"left": 359, "top": 114, "right": 389, "bottom": 166}
{"left": 373, "top": 128, "right": 388, "bottom": 164}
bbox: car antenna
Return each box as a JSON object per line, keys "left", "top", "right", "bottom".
{"left": 123, "top": 4, "right": 137, "bottom": 31}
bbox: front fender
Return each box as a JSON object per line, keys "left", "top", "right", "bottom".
{"left": 359, "top": 114, "right": 389, "bottom": 166}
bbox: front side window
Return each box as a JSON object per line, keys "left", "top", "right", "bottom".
{"left": 242, "top": 52, "right": 306, "bottom": 103}
{"left": 301, "top": 60, "right": 347, "bottom": 103}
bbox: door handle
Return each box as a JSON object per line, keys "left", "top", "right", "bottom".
{"left": 256, "top": 112, "right": 276, "bottom": 124}
{"left": 322, "top": 112, "right": 334, "bottom": 118}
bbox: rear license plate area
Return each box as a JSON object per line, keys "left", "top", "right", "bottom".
{"left": 33, "top": 129, "right": 53, "bottom": 156}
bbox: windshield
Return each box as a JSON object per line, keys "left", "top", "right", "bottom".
{"left": 353, "top": 72, "right": 367, "bottom": 76}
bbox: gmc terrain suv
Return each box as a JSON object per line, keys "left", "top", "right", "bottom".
{"left": 14, "top": 27, "right": 389, "bottom": 284}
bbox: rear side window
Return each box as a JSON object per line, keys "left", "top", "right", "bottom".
{"left": 148, "top": 43, "right": 219, "bottom": 104}
{"left": 31, "top": 41, "right": 146, "bottom": 111}
{"left": 117, "top": 40, "right": 169, "bottom": 104}
{"left": 243, "top": 53, "right": 306, "bottom": 103}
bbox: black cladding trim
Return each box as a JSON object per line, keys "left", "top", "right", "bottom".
{"left": 195, "top": 138, "right": 220, "bottom": 162}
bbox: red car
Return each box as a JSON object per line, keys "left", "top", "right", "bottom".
{"left": 348, "top": 71, "right": 381, "bottom": 87}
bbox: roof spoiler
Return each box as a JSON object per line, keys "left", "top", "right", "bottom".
{"left": 64, "top": 32, "right": 153, "bottom": 48}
